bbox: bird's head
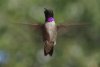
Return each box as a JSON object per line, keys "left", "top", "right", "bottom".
{"left": 44, "top": 8, "right": 54, "bottom": 22}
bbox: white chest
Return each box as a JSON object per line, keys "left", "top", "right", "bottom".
{"left": 45, "top": 21, "right": 56, "bottom": 30}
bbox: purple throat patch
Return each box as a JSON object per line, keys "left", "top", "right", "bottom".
{"left": 47, "top": 17, "right": 54, "bottom": 22}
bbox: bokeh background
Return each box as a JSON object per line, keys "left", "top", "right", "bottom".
{"left": 0, "top": 0, "right": 100, "bottom": 67}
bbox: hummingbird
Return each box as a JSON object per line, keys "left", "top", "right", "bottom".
{"left": 43, "top": 8, "right": 57, "bottom": 56}
{"left": 17, "top": 8, "right": 57, "bottom": 56}
{"left": 16, "top": 8, "right": 88, "bottom": 56}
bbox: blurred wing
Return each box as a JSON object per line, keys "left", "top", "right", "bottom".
{"left": 15, "top": 23, "right": 43, "bottom": 30}
{"left": 57, "top": 23, "right": 88, "bottom": 30}
{"left": 57, "top": 22, "right": 89, "bottom": 35}
{"left": 13, "top": 16, "right": 43, "bottom": 30}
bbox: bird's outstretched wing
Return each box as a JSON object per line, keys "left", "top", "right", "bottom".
{"left": 57, "top": 23, "right": 89, "bottom": 30}
{"left": 15, "top": 23, "right": 43, "bottom": 30}
{"left": 57, "top": 21, "right": 90, "bottom": 35}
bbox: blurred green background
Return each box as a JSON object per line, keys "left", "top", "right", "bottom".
{"left": 0, "top": 0, "right": 100, "bottom": 67}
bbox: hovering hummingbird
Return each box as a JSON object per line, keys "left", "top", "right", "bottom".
{"left": 16, "top": 8, "right": 88, "bottom": 56}
{"left": 43, "top": 8, "right": 57, "bottom": 56}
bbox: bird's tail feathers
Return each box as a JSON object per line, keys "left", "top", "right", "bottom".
{"left": 44, "top": 42, "right": 54, "bottom": 56}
